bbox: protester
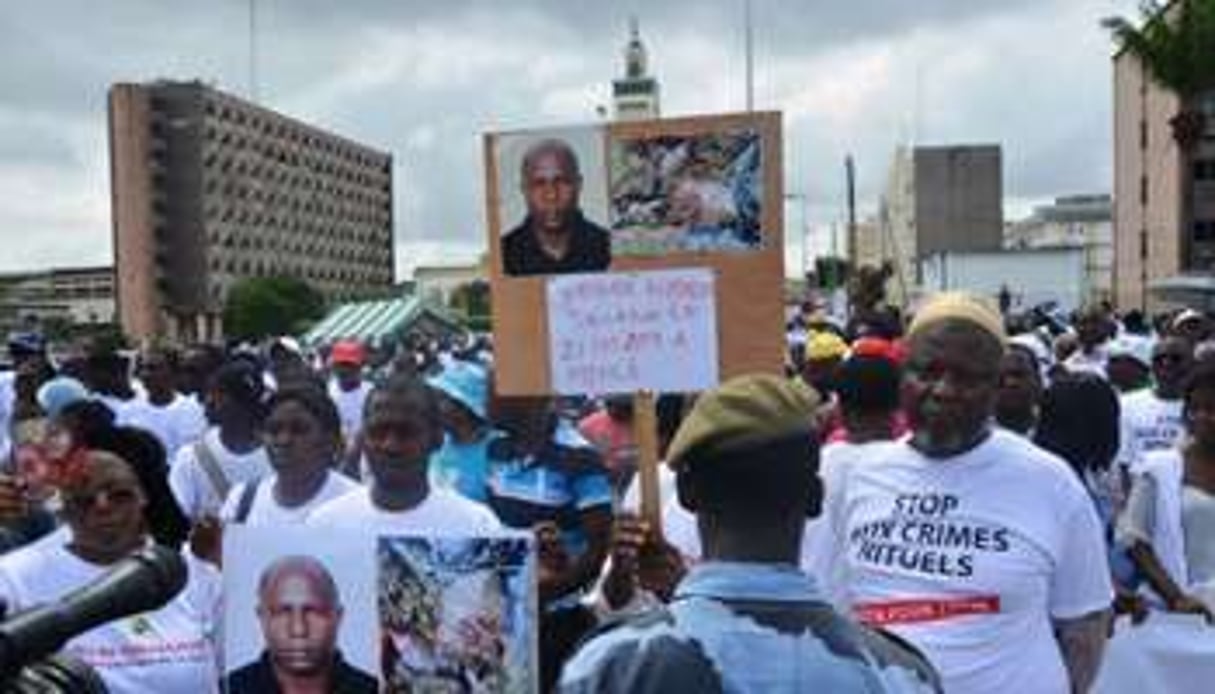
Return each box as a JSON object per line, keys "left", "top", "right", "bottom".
{"left": 808, "top": 292, "right": 1112, "bottom": 694}
{"left": 266, "top": 337, "right": 312, "bottom": 390}
{"left": 1117, "top": 359, "right": 1215, "bottom": 617}
{"left": 308, "top": 373, "right": 500, "bottom": 533}
{"left": 577, "top": 395, "right": 639, "bottom": 498}
{"left": 326, "top": 339, "right": 372, "bottom": 449}
{"left": 125, "top": 346, "right": 207, "bottom": 460}
{"left": 0, "top": 332, "right": 54, "bottom": 462}
{"left": 0, "top": 448, "right": 221, "bottom": 691}
{"left": 800, "top": 329, "right": 848, "bottom": 397}
{"left": 994, "top": 344, "right": 1043, "bottom": 435}
{"left": 1035, "top": 373, "right": 1122, "bottom": 525}
{"left": 485, "top": 394, "right": 612, "bottom": 691}
{"left": 220, "top": 385, "right": 359, "bottom": 525}
{"left": 1170, "top": 308, "right": 1213, "bottom": 345}
{"left": 1106, "top": 336, "right": 1154, "bottom": 394}
{"left": 176, "top": 343, "right": 225, "bottom": 403}
{"left": 1117, "top": 336, "right": 1193, "bottom": 477}
{"left": 169, "top": 359, "right": 271, "bottom": 564}
{"left": 426, "top": 360, "right": 498, "bottom": 502}
{"left": 81, "top": 340, "right": 138, "bottom": 423}
{"left": 824, "top": 351, "right": 904, "bottom": 444}
{"left": 1065, "top": 305, "right": 1113, "bottom": 377}
{"left": 560, "top": 374, "right": 942, "bottom": 693}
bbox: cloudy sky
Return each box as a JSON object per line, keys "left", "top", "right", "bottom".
{"left": 0, "top": 0, "right": 1141, "bottom": 277}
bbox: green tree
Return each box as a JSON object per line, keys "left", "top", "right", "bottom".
{"left": 1105, "top": 0, "right": 1215, "bottom": 268}
{"left": 223, "top": 276, "right": 327, "bottom": 341}
{"left": 447, "top": 280, "right": 491, "bottom": 333}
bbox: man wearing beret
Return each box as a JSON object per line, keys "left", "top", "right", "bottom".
{"left": 807, "top": 293, "right": 1113, "bottom": 694}
{"left": 559, "top": 374, "right": 942, "bottom": 693}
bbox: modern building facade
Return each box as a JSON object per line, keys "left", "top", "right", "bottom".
{"left": 612, "top": 18, "right": 660, "bottom": 121}
{"left": 109, "top": 80, "right": 394, "bottom": 341}
{"left": 1006, "top": 194, "right": 1114, "bottom": 305}
{"left": 878, "top": 144, "right": 1004, "bottom": 303}
{"left": 0, "top": 266, "right": 116, "bottom": 336}
{"left": 1112, "top": 9, "right": 1215, "bottom": 309}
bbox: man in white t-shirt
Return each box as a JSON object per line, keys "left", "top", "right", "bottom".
{"left": 169, "top": 360, "right": 272, "bottom": 521}
{"left": 309, "top": 373, "right": 500, "bottom": 534}
{"left": 125, "top": 347, "right": 208, "bottom": 460}
{"left": 1118, "top": 336, "right": 1193, "bottom": 476}
{"left": 1064, "top": 305, "right": 1113, "bottom": 378}
{"left": 326, "top": 339, "right": 373, "bottom": 448}
{"left": 808, "top": 293, "right": 1113, "bottom": 694}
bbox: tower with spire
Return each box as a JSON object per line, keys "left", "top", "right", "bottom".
{"left": 612, "top": 17, "right": 660, "bottom": 121}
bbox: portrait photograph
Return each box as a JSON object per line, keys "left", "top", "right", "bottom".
{"left": 608, "top": 128, "right": 764, "bottom": 256}
{"left": 378, "top": 534, "right": 536, "bottom": 694}
{"left": 493, "top": 127, "right": 611, "bottom": 277}
{"left": 223, "top": 525, "right": 380, "bottom": 693}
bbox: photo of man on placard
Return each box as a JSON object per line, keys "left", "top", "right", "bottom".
{"left": 500, "top": 137, "right": 612, "bottom": 277}
{"left": 227, "top": 555, "right": 378, "bottom": 694}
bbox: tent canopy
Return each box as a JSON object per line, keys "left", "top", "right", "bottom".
{"left": 301, "top": 296, "right": 463, "bottom": 347}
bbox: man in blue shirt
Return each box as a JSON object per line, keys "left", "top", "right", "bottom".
{"left": 485, "top": 394, "right": 612, "bottom": 691}
{"left": 559, "top": 375, "right": 941, "bottom": 693}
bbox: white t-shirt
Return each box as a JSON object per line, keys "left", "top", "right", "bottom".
{"left": 328, "top": 380, "right": 373, "bottom": 442}
{"left": 168, "top": 428, "right": 272, "bottom": 520}
{"left": 123, "top": 393, "right": 208, "bottom": 460}
{"left": 0, "top": 371, "right": 14, "bottom": 467}
{"left": 620, "top": 464, "right": 700, "bottom": 561}
{"left": 1118, "top": 390, "right": 1184, "bottom": 474}
{"left": 307, "top": 486, "right": 502, "bottom": 535}
{"left": 96, "top": 394, "right": 140, "bottom": 426}
{"left": 1064, "top": 347, "right": 1109, "bottom": 379}
{"left": 0, "top": 543, "right": 221, "bottom": 693}
{"left": 812, "top": 429, "right": 1112, "bottom": 694}
{"left": 219, "top": 470, "right": 360, "bottom": 525}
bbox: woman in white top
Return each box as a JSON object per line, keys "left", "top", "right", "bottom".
{"left": 221, "top": 384, "right": 359, "bottom": 525}
{"left": 0, "top": 446, "right": 221, "bottom": 693}
{"left": 1118, "top": 359, "right": 1215, "bottom": 619}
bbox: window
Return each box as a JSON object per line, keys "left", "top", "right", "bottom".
{"left": 1195, "top": 220, "right": 1215, "bottom": 243}
{"left": 1140, "top": 229, "right": 1149, "bottom": 260}
{"left": 1140, "top": 175, "right": 1149, "bottom": 205}
{"left": 1195, "top": 160, "right": 1215, "bottom": 181}
{"left": 1139, "top": 119, "right": 1148, "bottom": 150}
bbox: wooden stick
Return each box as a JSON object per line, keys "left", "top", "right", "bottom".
{"left": 633, "top": 390, "right": 663, "bottom": 542}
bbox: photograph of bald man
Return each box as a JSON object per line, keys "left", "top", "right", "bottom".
{"left": 227, "top": 555, "right": 378, "bottom": 694}
{"left": 501, "top": 138, "right": 611, "bottom": 276}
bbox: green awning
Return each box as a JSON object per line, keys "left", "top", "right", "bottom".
{"left": 301, "top": 296, "right": 463, "bottom": 346}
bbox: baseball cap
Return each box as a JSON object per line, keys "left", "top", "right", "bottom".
{"left": 427, "top": 360, "right": 489, "bottom": 421}
{"left": 269, "top": 336, "right": 303, "bottom": 356}
{"left": 330, "top": 340, "right": 365, "bottom": 366}
{"left": 665, "top": 374, "right": 819, "bottom": 470}
{"left": 1107, "top": 335, "right": 1153, "bottom": 369}
{"left": 7, "top": 331, "right": 46, "bottom": 358}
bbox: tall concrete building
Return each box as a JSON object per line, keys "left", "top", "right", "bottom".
{"left": 878, "top": 144, "right": 1003, "bottom": 303}
{"left": 612, "top": 18, "right": 660, "bottom": 121}
{"left": 1112, "top": 6, "right": 1215, "bottom": 309}
{"left": 109, "top": 80, "right": 394, "bottom": 341}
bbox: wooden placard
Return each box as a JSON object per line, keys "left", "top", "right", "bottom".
{"left": 485, "top": 111, "right": 785, "bottom": 396}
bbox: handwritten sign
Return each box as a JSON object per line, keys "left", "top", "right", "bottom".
{"left": 546, "top": 269, "right": 718, "bottom": 394}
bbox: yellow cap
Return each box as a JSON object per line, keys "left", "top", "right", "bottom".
{"left": 805, "top": 331, "right": 848, "bottom": 361}
{"left": 666, "top": 374, "right": 820, "bottom": 470}
{"left": 908, "top": 292, "right": 1006, "bottom": 344}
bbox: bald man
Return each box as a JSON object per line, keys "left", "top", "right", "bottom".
{"left": 501, "top": 138, "right": 611, "bottom": 276}
{"left": 227, "top": 556, "right": 377, "bottom": 694}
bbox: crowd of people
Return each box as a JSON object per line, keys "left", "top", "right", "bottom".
{"left": 0, "top": 292, "right": 1211, "bottom": 692}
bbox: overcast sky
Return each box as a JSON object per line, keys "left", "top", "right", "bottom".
{"left": 0, "top": 0, "right": 1141, "bottom": 277}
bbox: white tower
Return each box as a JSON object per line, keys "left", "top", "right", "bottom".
{"left": 612, "top": 17, "right": 660, "bottom": 121}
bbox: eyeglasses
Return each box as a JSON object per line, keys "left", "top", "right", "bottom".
{"left": 63, "top": 486, "right": 141, "bottom": 513}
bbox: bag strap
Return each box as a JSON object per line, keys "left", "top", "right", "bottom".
{"left": 234, "top": 478, "right": 261, "bottom": 524}
{"left": 193, "top": 439, "right": 231, "bottom": 504}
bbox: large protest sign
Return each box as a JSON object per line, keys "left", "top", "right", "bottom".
{"left": 485, "top": 111, "right": 784, "bottom": 396}
{"left": 223, "top": 526, "right": 537, "bottom": 694}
